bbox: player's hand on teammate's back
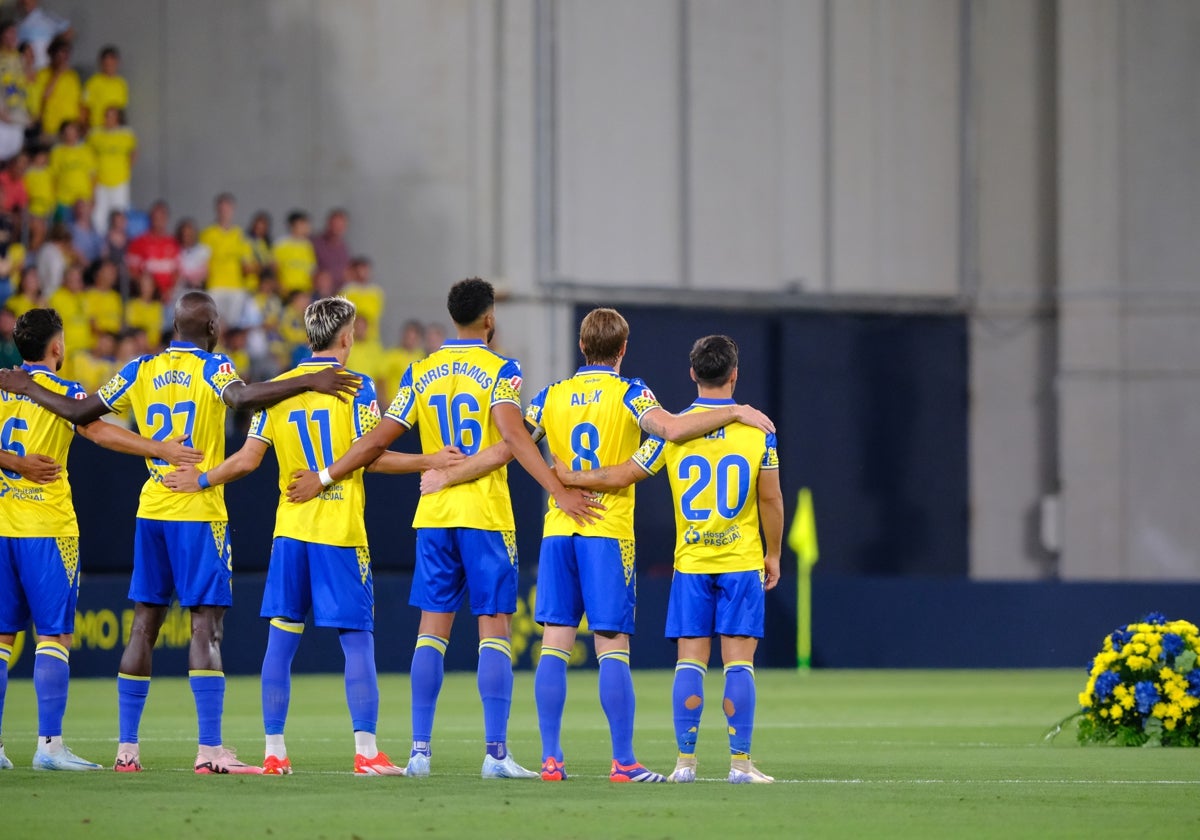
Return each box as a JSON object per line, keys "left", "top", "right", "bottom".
{"left": 763, "top": 553, "right": 781, "bottom": 591}
{"left": 0, "top": 367, "right": 32, "bottom": 395}
{"left": 158, "top": 434, "right": 204, "bottom": 467}
{"left": 549, "top": 453, "right": 572, "bottom": 485}
{"left": 286, "top": 469, "right": 323, "bottom": 503}
{"left": 733, "top": 404, "right": 775, "bottom": 434}
{"left": 305, "top": 367, "right": 361, "bottom": 402}
{"left": 553, "top": 487, "right": 606, "bottom": 527}
{"left": 163, "top": 465, "right": 202, "bottom": 493}
{"left": 420, "top": 469, "right": 448, "bottom": 495}
{"left": 15, "top": 453, "right": 62, "bottom": 484}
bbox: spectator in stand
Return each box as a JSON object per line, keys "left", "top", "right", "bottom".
{"left": 29, "top": 34, "right": 79, "bottom": 138}
{"left": 0, "top": 22, "right": 30, "bottom": 161}
{"left": 87, "top": 106, "right": 135, "bottom": 232}
{"left": 35, "top": 219, "right": 69, "bottom": 297}
{"left": 124, "top": 272, "right": 163, "bottom": 349}
{"left": 73, "top": 329, "right": 117, "bottom": 393}
{"left": 199, "top": 192, "right": 253, "bottom": 327}
{"left": 46, "top": 261, "right": 87, "bottom": 376}
{"left": 245, "top": 210, "right": 272, "bottom": 291}
{"left": 423, "top": 322, "right": 447, "bottom": 355}
{"left": 5, "top": 264, "right": 42, "bottom": 317}
{"left": 252, "top": 268, "right": 283, "bottom": 335}
{"left": 81, "top": 45, "right": 126, "bottom": 129}
{"left": 103, "top": 207, "right": 128, "bottom": 268}
{"left": 115, "top": 325, "right": 145, "bottom": 361}
{"left": 15, "top": 0, "right": 71, "bottom": 70}
{"left": 312, "top": 268, "right": 336, "bottom": 301}
{"left": 278, "top": 289, "right": 310, "bottom": 360}
{"left": 17, "top": 38, "right": 36, "bottom": 89}
{"left": 0, "top": 214, "right": 16, "bottom": 303}
{"left": 85, "top": 257, "right": 121, "bottom": 336}
{"left": 23, "top": 142, "right": 52, "bottom": 219}
{"left": 70, "top": 198, "right": 103, "bottom": 263}
{"left": 342, "top": 255, "right": 384, "bottom": 341}
{"left": 312, "top": 207, "right": 350, "bottom": 286}
{"left": 272, "top": 209, "right": 315, "bottom": 295}
{"left": 126, "top": 200, "right": 180, "bottom": 298}
{"left": 385, "top": 318, "right": 426, "bottom": 388}
{"left": 175, "top": 217, "right": 209, "bottom": 288}
{"left": 0, "top": 307, "right": 21, "bottom": 368}
{"left": 218, "top": 326, "right": 250, "bottom": 378}
{"left": 0, "top": 151, "right": 29, "bottom": 216}
{"left": 49, "top": 119, "right": 94, "bottom": 217}
{"left": 349, "top": 314, "right": 390, "bottom": 396}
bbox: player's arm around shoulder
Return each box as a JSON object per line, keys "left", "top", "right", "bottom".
{"left": 757, "top": 443, "right": 784, "bottom": 591}
{"left": 220, "top": 360, "right": 359, "bottom": 411}
{"left": 76, "top": 421, "right": 204, "bottom": 467}
{"left": 639, "top": 403, "right": 776, "bottom": 442}
{"left": 164, "top": 435, "right": 269, "bottom": 494}
{"left": 0, "top": 367, "right": 112, "bottom": 425}
{"left": 553, "top": 433, "right": 665, "bottom": 493}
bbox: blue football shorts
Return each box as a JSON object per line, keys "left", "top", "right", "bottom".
{"left": 261, "top": 537, "right": 374, "bottom": 631}
{"left": 130, "top": 518, "right": 232, "bottom": 608}
{"left": 535, "top": 534, "right": 637, "bottom": 635}
{"left": 664, "top": 569, "right": 765, "bottom": 640}
{"left": 0, "top": 536, "right": 81, "bottom": 636}
{"left": 410, "top": 528, "right": 518, "bottom": 616}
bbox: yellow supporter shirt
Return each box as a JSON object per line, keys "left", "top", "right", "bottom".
{"left": 348, "top": 338, "right": 390, "bottom": 395}
{"left": 82, "top": 73, "right": 128, "bottom": 128}
{"left": 271, "top": 236, "right": 315, "bottom": 294}
{"left": 85, "top": 288, "right": 122, "bottom": 335}
{"left": 124, "top": 298, "right": 164, "bottom": 343}
{"left": 49, "top": 143, "right": 95, "bottom": 206}
{"left": 525, "top": 366, "right": 662, "bottom": 540}
{"left": 0, "top": 365, "right": 87, "bottom": 538}
{"left": 5, "top": 293, "right": 39, "bottom": 319}
{"left": 30, "top": 67, "right": 82, "bottom": 136}
{"left": 46, "top": 287, "right": 92, "bottom": 353}
{"left": 247, "top": 359, "right": 380, "bottom": 546}
{"left": 23, "top": 165, "right": 54, "bottom": 218}
{"left": 5, "top": 242, "right": 26, "bottom": 287}
{"left": 636, "top": 399, "right": 779, "bottom": 574}
{"left": 98, "top": 341, "right": 242, "bottom": 522}
{"left": 87, "top": 126, "right": 136, "bottom": 187}
{"left": 71, "top": 351, "right": 117, "bottom": 393}
{"left": 199, "top": 224, "right": 252, "bottom": 292}
{"left": 343, "top": 284, "right": 384, "bottom": 340}
{"left": 385, "top": 339, "right": 523, "bottom": 531}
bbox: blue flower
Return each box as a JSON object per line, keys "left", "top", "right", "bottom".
{"left": 1095, "top": 670, "right": 1121, "bottom": 702}
{"left": 1188, "top": 671, "right": 1200, "bottom": 699}
{"left": 1134, "top": 680, "right": 1160, "bottom": 715}
{"left": 1144, "top": 611, "right": 1168, "bottom": 626}
{"left": 1161, "top": 633, "right": 1185, "bottom": 659}
{"left": 1110, "top": 628, "right": 1133, "bottom": 652}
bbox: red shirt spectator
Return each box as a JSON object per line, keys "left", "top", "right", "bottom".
{"left": 0, "top": 153, "right": 29, "bottom": 215}
{"left": 126, "top": 200, "right": 180, "bottom": 296}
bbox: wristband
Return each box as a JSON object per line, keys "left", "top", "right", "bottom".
{"left": 197, "top": 472, "right": 211, "bottom": 490}
{"left": 318, "top": 468, "right": 334, "bottom": 488}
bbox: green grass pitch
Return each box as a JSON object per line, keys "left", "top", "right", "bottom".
{"left": 3, "top": 669, "right": 1199, "bottom": 838}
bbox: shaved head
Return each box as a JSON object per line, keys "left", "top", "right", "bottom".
{"left": 174, "top": 291, "right": 219, "bottom": 350}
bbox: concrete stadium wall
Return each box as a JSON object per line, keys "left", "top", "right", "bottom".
{"left": 44, "top": 0, "right": 1200, "bottom": 582}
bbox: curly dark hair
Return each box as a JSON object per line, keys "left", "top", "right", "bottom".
{"left": 689, "top": 335, "right": 739, "bottom": 387}
{"left": 446, "top": 277, "right": 495, "bottom": 326}
{"left": 14, "top": 308, "right": 63, "bottom": 362}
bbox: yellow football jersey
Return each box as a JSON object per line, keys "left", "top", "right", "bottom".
{"left": 248, "top": 359, "right": 379, "bottom": 547}
{"left": 343, "top": 284, "right": 384, "bottom": 340}
{"left": 124, "top": 298, "right": 164, "bottom": 343}
{"left": 637, "top": 398, "right": 779, "bottom": 574}
{"left": 385, "top": 339, "right": 523, "bottom": 531}
{"left": 200, "top": 225, "right": 253, "bottom": 291}
{"left": 0, "top": 365, "right": 86, "bottom": 537}
{"left": 87, "top": 126, "right": 137, "bottom": 187}
{"left": 23, "top": 165, "right": 54, "bottom": 218}
{"left": 47, "top": 287, "right": 92, "bottom": 353}
{"left": 85, "top": 288, "right": 122, "bottom": 335}
{"left": 271, "top": 237, "right": 316, "bottom": 294}
{"left": 49, "top": 143, "right": 96, "bottom": 206}
{"left": 82, "top": 73, "right": 129, "bottom": 128}
{"left": 525, "top": 366, "right": 662, "bottom": 539}
{"left": 98, "top": 341, "right": 242, "bottom": 522}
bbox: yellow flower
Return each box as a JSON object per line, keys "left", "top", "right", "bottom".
{"left": 1125, "top": 655, "right": 1152, "bottom": 670}
{"left": 1149, "top": 646, "right": 1163, "bottom": 660}
{"left": 1129, "top": 642, "right": 1148, "bottom": 656}
{"left": 1152, "top": 702, "right": 1168, "bottom": 718}
{"left": 1109, "top": 705, "right": 1123, "bottom": 721}
{"left": 1078, "top": 691, "right": 1092, "bottom": 707}
{"left": 1167, "top": 703, "right": 1182, "bottom": 720}
{"left": 1181, "top": 695, "right": 1200, "bottom": 712}
{"left": 1165, "top": 718, "right": 1177, "bottom": 731}
{"left": 1120, "top": 693, "right": 1135, "bottom": 710}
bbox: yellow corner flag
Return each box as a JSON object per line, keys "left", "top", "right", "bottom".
{"left": 790, "top": 488, "right": 818, "bottom": 670}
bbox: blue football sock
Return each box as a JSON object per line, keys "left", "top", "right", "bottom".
{"left": 723, "top": 662, "right": 757, "bottom": 756}
{"left": 117, "top": 673, "right": 151, "bottom": 744}
{"left": 410, "top": 635, "right": 447, "bottom": 751}
{"left": 535, "top": 646, "right": 571, "bottom": 762}
{"left": 261, "top": 620, "right": 303, "bottom": 736}
{"left": 478, "top": 638, "right": 513, "bottom": 759}
{"left": 0, "top": 641, "right": 11, "bottom": 736}
{"left": 598, "top": 649, "right": 636, "bottom": 765}
{"left": 34, "top": 642, "right": 70, "bottom": 738}
{"left": 673, "top": 658, "right": 707, "bottom": 755}
{"left": 340, "top": 630, "right": 379, "bottom": 734}
{"left": 189, "top": 671, "right": 225, "bottom": 748}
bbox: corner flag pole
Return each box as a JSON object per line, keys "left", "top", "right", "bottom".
{"left": 788, "top": 488, "right": 819, "bottom": 670}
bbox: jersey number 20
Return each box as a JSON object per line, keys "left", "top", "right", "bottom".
{"left": 677, "top": 453, "right": 751, "bottom": 521}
